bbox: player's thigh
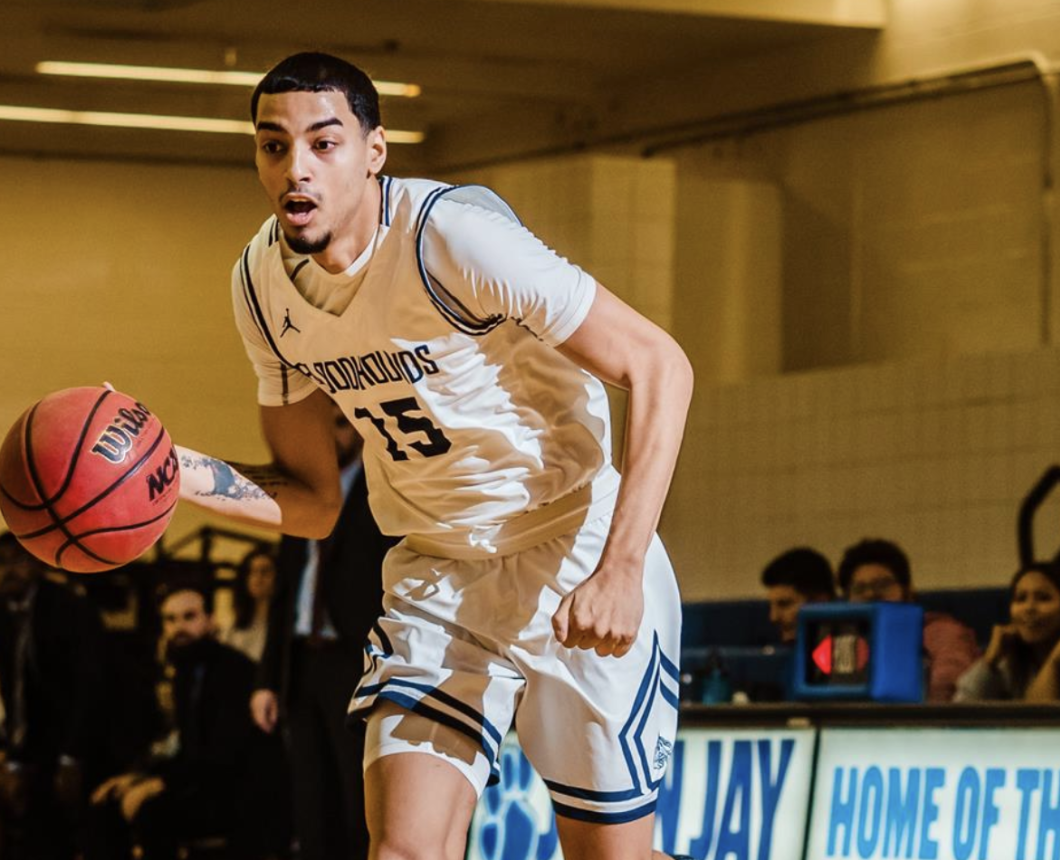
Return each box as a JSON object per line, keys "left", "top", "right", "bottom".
{"left": 516, "top": 528, "right": 682, "bottom": 820}
{"left": 555, "top": 813, "right": 657, "bottom": 860}
{"left": 365, "top": 749, "right": 478, "bottom": 860}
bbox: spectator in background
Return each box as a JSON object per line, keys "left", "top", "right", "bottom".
{"left": 221, "top": 545, "right": 278, "bottom": 662}
{"left": 0, "top": 532, "right": 110, "bottom": 860}
{"left": 88, "top": 583, "right": 288, "bottom": 860}
{"left": 760, "top": 547, "right": 836, "bottom": 644}
{"left": 839, "top": 538, "right": 980, "bottom": 702}
{"left": 954, "top": 563, "right": 1060, "bottom": 702}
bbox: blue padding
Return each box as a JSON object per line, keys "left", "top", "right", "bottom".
{"left": 680, "top": 587, "right": 1009, "bottom": 653}
{"left": 680, "top": 599, "right": 776, "bottom": 649}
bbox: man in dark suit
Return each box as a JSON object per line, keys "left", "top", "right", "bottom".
{"left": 251, "top": 410, "right": 396, "bottom": 860}
{"left": 89, "top": 583, "right": 287, "bottom": 859}
{"left": 0, "top": 531, "right": 109, "bottom": 860}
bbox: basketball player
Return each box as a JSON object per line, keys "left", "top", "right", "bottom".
{"left": 175, "top": 52, "right": 693, "bottom": 860}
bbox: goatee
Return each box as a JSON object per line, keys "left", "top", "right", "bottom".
{"left": 286, "top": 230, "right": 332, "bottom": 255}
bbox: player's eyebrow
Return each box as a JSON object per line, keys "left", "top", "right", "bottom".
{"left": 308, "top": 118, "right": 343, "bottom": 132}
{"left": 255, "top": 118, "right": 344, "bottom": 134}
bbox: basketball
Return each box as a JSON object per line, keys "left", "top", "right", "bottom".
{"left": 0, "top": 386, "right": 180, "bottom": 573}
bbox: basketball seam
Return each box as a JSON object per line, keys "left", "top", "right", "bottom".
{"left": 54, "top": 498, "right": 178, "bottom": 569}
{"left": 0, "top": 389, "right": 112, "bottom": 511}
{"left": 18, "top": 425, "right": 169, "bottom": 540}
{"left": 17, "top": 426, "right": 172, "bottom": 569}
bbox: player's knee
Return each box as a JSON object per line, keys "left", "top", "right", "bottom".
{"left": 370, "top": 830, "right": 466, "bottom": 860}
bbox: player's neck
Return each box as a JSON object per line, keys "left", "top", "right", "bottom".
{"left": 311, "top": 177, "right": 383, "bottom": 275}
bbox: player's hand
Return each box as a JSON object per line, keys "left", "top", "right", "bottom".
{"left": 984, "top": 623, "right": 1019, "bottom": 667}
{"left": 251, "top": 689, "right": 280, "bottom": 733}
{"left": 552, "top": 565, "right": 644, "bottom": 658}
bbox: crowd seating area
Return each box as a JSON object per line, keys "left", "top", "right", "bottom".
{"left": 679, "top": 587, "right": 1009, "bottom": 702}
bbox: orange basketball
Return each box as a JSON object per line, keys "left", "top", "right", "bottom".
{"left": 0, "top": 386, "right": 180, "bottom": 573}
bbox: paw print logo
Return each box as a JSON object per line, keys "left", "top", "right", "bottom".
{"left": 653, "top": 736, "right": 673, "bottom": 772}
{"left": 477, "top": 744, "right": 560, "bottom": 860}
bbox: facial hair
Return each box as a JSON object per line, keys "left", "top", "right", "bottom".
{"left": 165, "top": 634, "right": 212, "bottom": 666}
{"left": 285, "top": 230, "right": 332, "bottom": 255}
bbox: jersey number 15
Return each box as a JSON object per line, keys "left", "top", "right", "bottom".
{"left": 354, "top": 396, "right": 452, "bottom": 461}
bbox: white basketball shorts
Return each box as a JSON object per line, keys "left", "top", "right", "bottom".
{"left": 348, "top": 511, "right": 683, "bottom": 824}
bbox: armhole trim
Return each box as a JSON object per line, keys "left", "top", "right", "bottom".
{"left": 414, "top": 184, "right": 520, "bottom": 336}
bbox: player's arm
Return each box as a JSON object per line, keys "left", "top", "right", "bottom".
{"left": 176, "top": 389, "right": 344, "bottom": 539}
{"left": 552, "top": 284, "right": 693, "bottom": 656}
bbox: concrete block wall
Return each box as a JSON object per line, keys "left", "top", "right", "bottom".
{"left": 666, "top": 347, "right": 1060, "bottom": 600}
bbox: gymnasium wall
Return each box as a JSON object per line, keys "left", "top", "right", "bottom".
{"left": 0, "top": 156, "right": 275, "bottom": 556}
{"left": 659, "top": 79, "right": 1058, "bottom": 599}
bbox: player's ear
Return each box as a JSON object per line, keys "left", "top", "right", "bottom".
{"left": 367, "top": 126, "right": 387, "bottom": 175}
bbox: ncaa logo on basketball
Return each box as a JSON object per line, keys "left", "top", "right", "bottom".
{"left": 147, "top": 448, "right": 180, "bottom": 502}
{"left": 90, "top": 404, "right": 153, "bottom": 464}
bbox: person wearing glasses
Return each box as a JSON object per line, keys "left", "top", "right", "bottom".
{"left": 838, "top": 538, "right": 979, "bottom": 702}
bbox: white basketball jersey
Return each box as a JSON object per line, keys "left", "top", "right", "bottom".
{"left": 232, "top": 177, "right": 619, "bottom": 552}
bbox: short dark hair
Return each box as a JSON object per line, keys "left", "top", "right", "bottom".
{"left": 837, "top": 538, "right": 911, "bottom": 594}
{"left": 251, "top": 52, "right": 381, "bottom": 133}
{"left": 761, "top": 547, "right": 835, "bottom": 599}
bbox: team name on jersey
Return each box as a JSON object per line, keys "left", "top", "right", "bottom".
{"left": 301, "top": 344, "right": 440, "bottom": 395}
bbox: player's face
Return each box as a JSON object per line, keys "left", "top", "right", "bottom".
{"left": 254, "top": 90, "right": 387, "bottom": 272}
{"left": 1010, "top": 571, "right": 1060, "bottom": 646}
{"left": 161, "top": 590, "right": 212, "bottom": 648}
{"left": 766, "top": 585, "right": 805, "bottom": 643}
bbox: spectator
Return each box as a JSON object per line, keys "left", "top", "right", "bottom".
{"left": 0, "top": 532, "right": 109, "bottom": 860}
{"left": 760, "top": 547, "right": 835, "bottom": 644}
{"left": 954, "top": 563, "right": 1060, "bottom": 702}
{"left": 838, "top": 538, "right": 980, "bottom": 702}
{"left": 220, "top": 546, "right": 278, "bottom": 662}
{"left": 88, "top": 583, "right": 288, "bottom": 859}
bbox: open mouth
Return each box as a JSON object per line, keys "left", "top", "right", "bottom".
{"left": 283, "top": 196, "right": 318, "bottom": 227}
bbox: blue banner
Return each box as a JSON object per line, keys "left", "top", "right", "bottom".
{"left": 807, "top": 728, "right": 1060, "bottom": 860}
{"left": 467, "top": 728, "right": 816, "bottom": 860}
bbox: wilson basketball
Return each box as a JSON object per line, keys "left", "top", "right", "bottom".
{"left": 0, "top": 386, "right": 180, "bottom": 573}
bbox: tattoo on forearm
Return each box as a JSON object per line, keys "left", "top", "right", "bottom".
{"left": 178, "top": 454, "right": 286, "bottom": 501}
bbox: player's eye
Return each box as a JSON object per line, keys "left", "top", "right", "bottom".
{"left": 259, "top": 139, "right": 285, "bottom": 155}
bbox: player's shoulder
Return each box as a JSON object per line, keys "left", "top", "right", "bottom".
{"left": 238, "top": 217, "right": 283, "bottom": 272}
{"left": 385, "top": 176, "right": 520, "bottom": 233}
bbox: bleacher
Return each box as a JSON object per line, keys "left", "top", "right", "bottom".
{"left": 679, "top": 586, "right": 1009, "bottom": 702}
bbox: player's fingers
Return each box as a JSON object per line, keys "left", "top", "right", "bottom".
{"left": 102, "top": 381, "right": 115, "bottom": 391}
{"left": 551, "top": 595, "right": 572, "bottom": 643}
